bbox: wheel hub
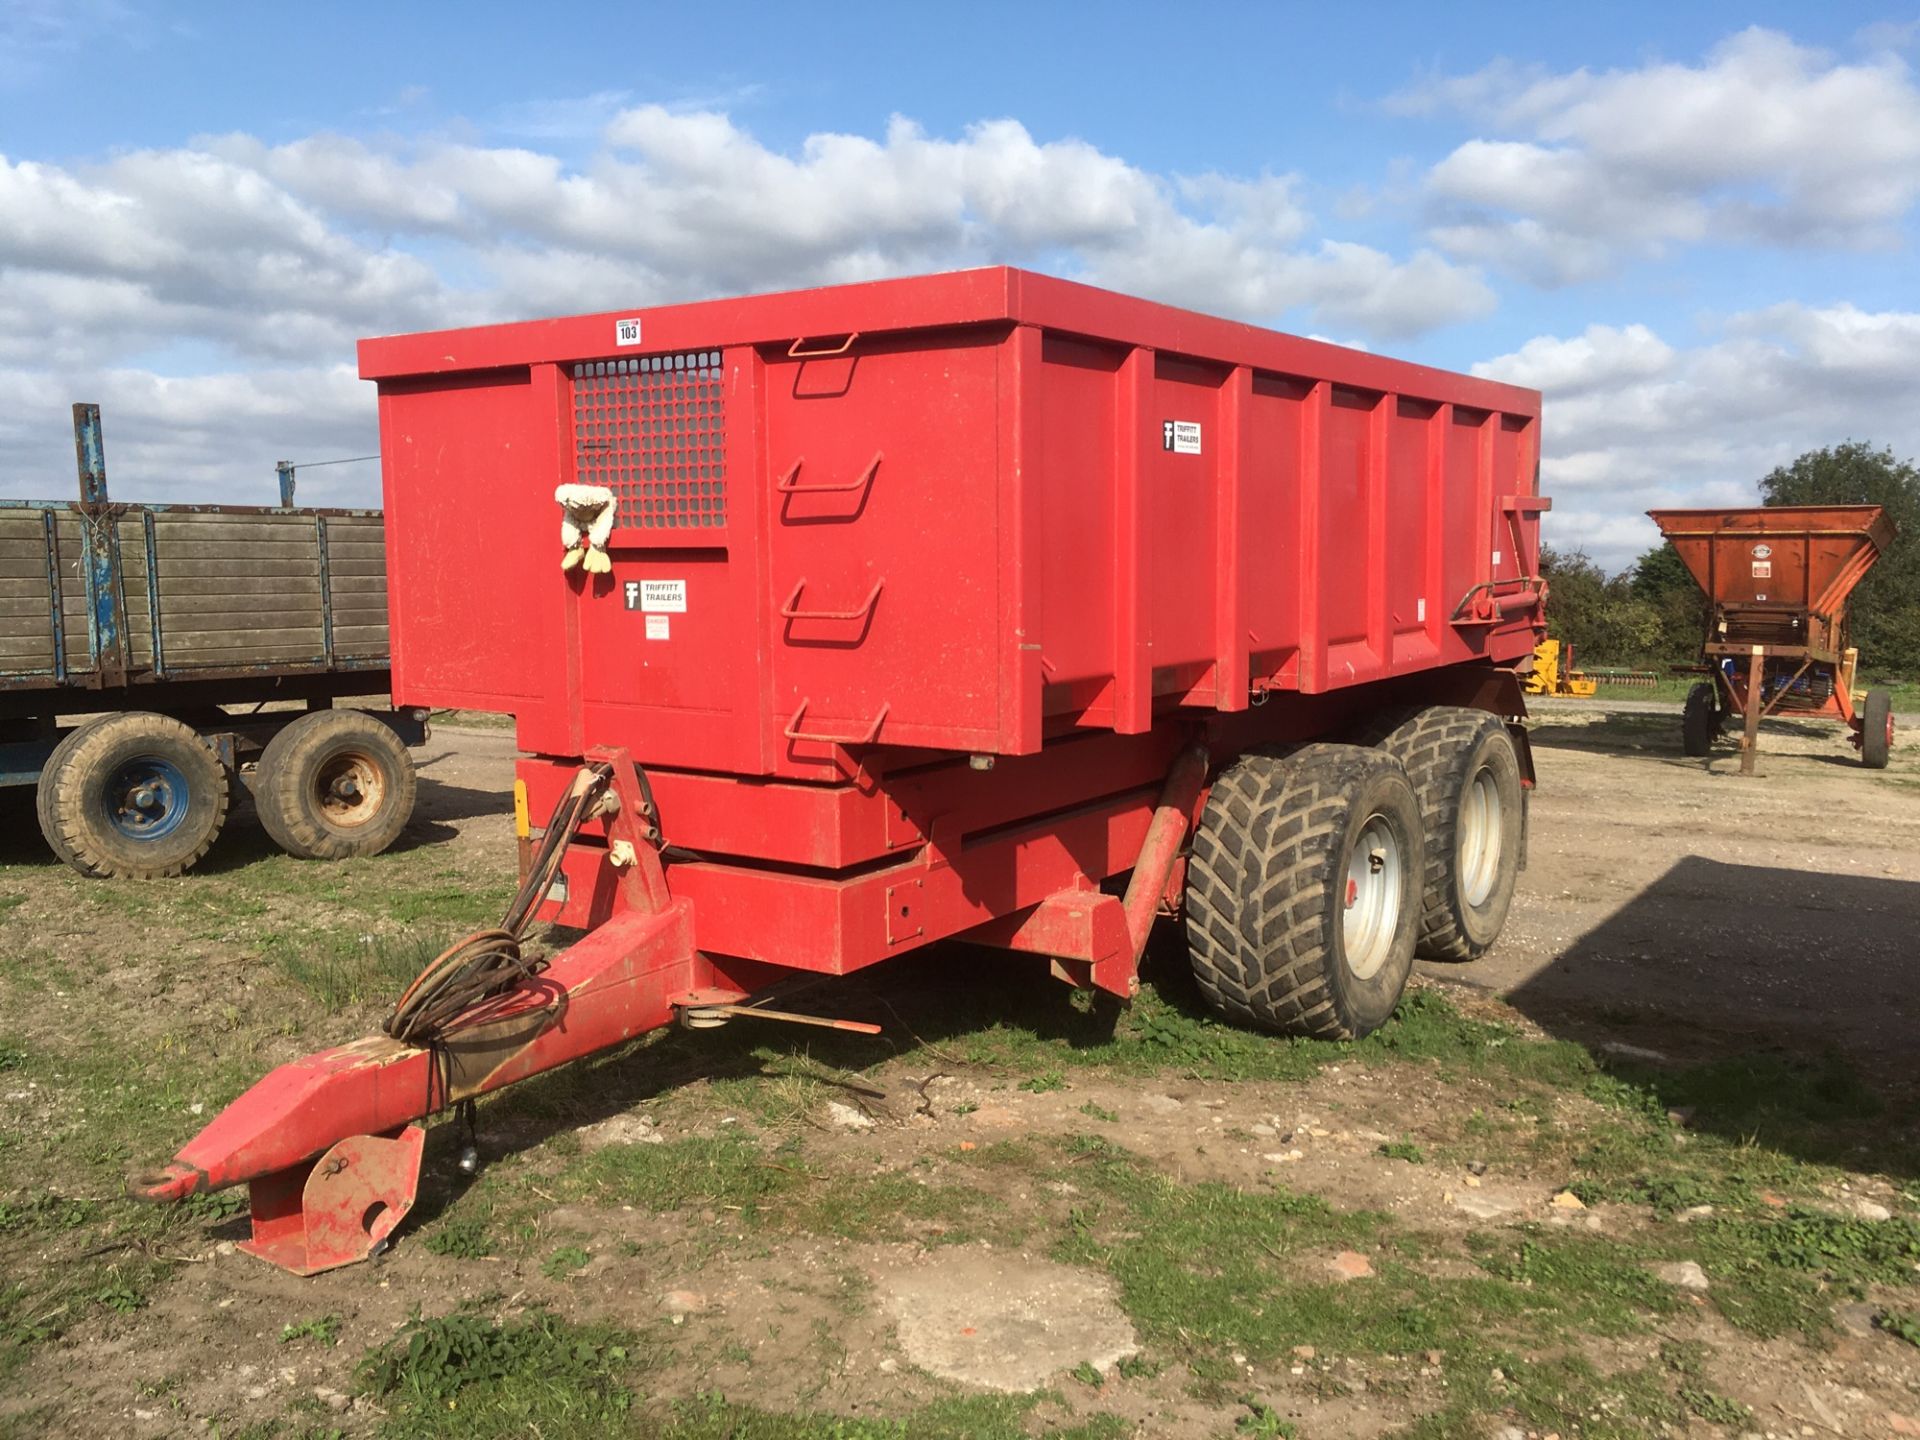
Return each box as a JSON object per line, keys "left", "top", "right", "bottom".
{"left": 1342, "top": 815, "right": 1403, "bottom": 980}
{"left": 103, "top": 757, "right": 191, "bottom": 841}
{"left": 1457, "top": 767, "right": 1504, "bottom": 909}
{"left": 314, "top": 753, "right": 385, "bottom": 829}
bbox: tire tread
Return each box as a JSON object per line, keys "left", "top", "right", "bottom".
{"left": 1186, "top": 743, "right": 1413, "bottom": 1040}
{"left": 254, "top": 711, "right": 417, "bottom": 861}
{"left": 1370, "top": 706, "right": 1517, "bottom": 963}
{"left": 34, "top": 713, "right": 227, "bottom": 879}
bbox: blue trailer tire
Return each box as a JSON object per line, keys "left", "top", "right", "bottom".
{"left": 34, "top": 712, "right": 229, "bottom": 879}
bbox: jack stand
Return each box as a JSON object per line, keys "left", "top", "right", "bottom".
{"left": 237, "top": 1124, "right": 425, "bottom": 1276}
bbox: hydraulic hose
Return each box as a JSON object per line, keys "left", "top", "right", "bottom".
{"left": 383, "top": 763, "right": 612, "bottom": 1048}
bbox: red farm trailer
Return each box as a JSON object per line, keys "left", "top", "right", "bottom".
{"left": 138, "top": 267, "right": 1549, "bottom": 1274}
{"left": 1648, "top": 505, "right": 1895, "bottom": 774}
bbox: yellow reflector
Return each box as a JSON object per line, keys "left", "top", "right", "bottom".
{"left": 512, "top": 778, "right": 530, "bottom": 838}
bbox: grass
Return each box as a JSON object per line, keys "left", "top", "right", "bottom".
{"left": 352, "top": 1308, "right": 1149, "bottom": 1440}
{"left": 1880, "top": 1310, "right": 1920, "bottom": 1348}
{"left": 541, "top": 1244, "right": 591, "bottom": 1279}
{"left": 559, "top": 1132, "right": 1005, "bottom": 1248}
{"left": 1234, "top": 1401, "right": 1297, "bottom": 1436}
{"left": 0, "top": 1027, "right": 268, "bottom": 1199}
{"left": 1680, "top": 1387, "right": 1753, "bottom": 1426}
{"left": 0, "top": 783, "right": 1913, "bottom": 1439}
{"left": 272, "top": 930, "right": 447, "bottom": 1013}
{"left": 423, "top": 1215, "right": 495, "bottom": 1260}
{"left": 370, "top": 981, "right": 1906, "bottom": 1434}
{"left": 1055, "top": 1132, "right": 1678, "bottom": 1373}
{"left": 654, "top": 1392, "right": 1130, "bottom": 1440}
{"left": 568, "top": 1133, "right": 804, "bottom": 1216}
{"left": 280, "top": 1314, "right": 342, "bottom": 1347}
{"left": 430, "top": 709, "right": 517, "bottom": 732}
{"left": 1563, "top": 674, "right": 1920, "bottom": 711}
{"left": 356, "top": 1309, "right": 636, "bottom": 1433}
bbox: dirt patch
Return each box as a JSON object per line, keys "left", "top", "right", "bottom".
{"left": 875, "top": 1249, "right": 1136, "bottom": 1392}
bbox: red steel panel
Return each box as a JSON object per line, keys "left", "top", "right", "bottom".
{"left": 539, "top": 785, "right": 1162, "bottom": 974}
{"left": 365, "top": 267, "right": 1544, "bottom": 782}
{"left": 515, "top": 724, "right": 1191, "bottom": 871}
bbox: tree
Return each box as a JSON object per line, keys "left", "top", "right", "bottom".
{"left": 1760, "top": 441, "right": 1920, "bottom": 675}
{"left": 1628, "top": 540, "right": 1708, "bottom": 662}
{"left": 1539, "top": 545, "right": 1607, "bottom": 655}
{"left": 1628, "top": 540, "right": 1693, "bottom": 604}
{"left": 1541, "top": 545, "right": 1666, "bottom": 664}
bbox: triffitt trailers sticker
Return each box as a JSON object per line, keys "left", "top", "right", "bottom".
{"left": 1162, "top": 420, "right": 1202, "bottom": 454}
{"left": 624, "top": 579, "right": 686, "bottom": 612}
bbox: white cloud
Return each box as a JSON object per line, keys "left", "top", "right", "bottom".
{"left": 1476, "top": 303, "right": 1920, "bottom": 568}
{"left": 0, "top": 149, "right": 455, "bottom": 365}
{"left": 0, "top": 365, "right": 377, "bottom": 508}
{"left": 1406, "top": 28, "right": 1920, "bottom": 281}
{"left": 0, "top": 108, "right": 1500, "bottom": 498}
{"left": 205, "top": 109, "right": 1489, "bottom": 333}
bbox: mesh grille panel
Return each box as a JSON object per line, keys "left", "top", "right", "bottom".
{"left": 571, "top": 351, "right": 726, "bottom": 528}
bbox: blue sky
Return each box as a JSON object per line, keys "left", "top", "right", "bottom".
{"left": 2, "top": 2, "right": 1917, "bottom": 567}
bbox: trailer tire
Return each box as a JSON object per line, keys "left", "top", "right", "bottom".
{"left": 254, "top": 711, "right": 416, "bottom": 860}
{"left": 1862, "top": 689, "right": 1893, "bottom": 770}
{"left": 1370, "top": 707, "right": 1523, "bottom": 963}
{"left": 35, "top": 712, "right": 229, "bottom": 879}
{"left": 1682, "top": 683, "right": 1717, "bottom": 758}
{"left": 1185, "top": 743, "right": 1423, "bottom": 1040}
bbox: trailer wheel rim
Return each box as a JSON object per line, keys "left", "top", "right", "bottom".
{"left": 1458, "top": 767, "right": 1504, "bottom": 909}
{"left": 314, "top": 752, "right": 386, "bottom": 830}
{"left": 102, "top": 756, "right": 191, "bottom": 842}
{"left": 1342, "top": 814, "right": 1403, "bottom": 980}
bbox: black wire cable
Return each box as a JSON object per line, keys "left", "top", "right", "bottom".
{"left": 383, "top": 765, "right": 613, "bottom": 1051}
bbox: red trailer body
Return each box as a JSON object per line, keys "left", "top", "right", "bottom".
{"left": 141, "top": 269, "right": 1549, "bottom": 1274}
{"left": 368, "top": 266, "right": 1543, "bottom": 778}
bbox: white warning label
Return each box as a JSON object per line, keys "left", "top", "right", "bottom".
{"left": 624, "top": 579, "right": 686, "bottom": 613}
{"left": 1752, "top": 561, "right": 1772, "bottom": 579}
{"left": 644, "top": 614, "right": 670, "bottom": 640}
{"left": 1162, "top": 420, "right": 1202, "bottom": 455}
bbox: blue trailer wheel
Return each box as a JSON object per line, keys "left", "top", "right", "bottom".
{"left": 35, "top": 713, "right": 229, "bottom": 878}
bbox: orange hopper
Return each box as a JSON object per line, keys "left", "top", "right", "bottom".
{"left": 1645, "top": 505, "right": 1895, "bottom": 773}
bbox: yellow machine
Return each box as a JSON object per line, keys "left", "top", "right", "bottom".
{"left": 1525, "top": 638, "right": 1598, "bottom": 699}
